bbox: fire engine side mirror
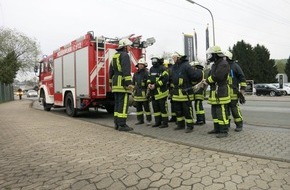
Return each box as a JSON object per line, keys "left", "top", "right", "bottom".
{"left": 146, "top": 37, "right": 156, "bottom": 46}
{"left": 140, "top": 37, "right": 156, "bottom": 48}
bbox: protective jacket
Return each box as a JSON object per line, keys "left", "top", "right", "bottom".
{"left": 228, "top": 61, "right": 246, "bottom": 100}
{"left": 171, "top": 59, "right": 200, "bottom": 101}
{"left": 206, "top": 58, "right": 230, "bottom": 105}
{"left": 192, "top": 66, "right": 205, "bottom": 100}
{"left": 109, "top": 49, "right": 132, "bottom": 93}
{"left": 147, "top": 65, "right": 169, "bottom": 100}
{"left": 133, "top": 68, "right": 149, "bottom": 101}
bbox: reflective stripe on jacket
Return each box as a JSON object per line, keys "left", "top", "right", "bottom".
{"left": 171, "top": 60, "right": 200, "bottom": 102}
{"left": 109, "top": 50, "right": 132, "bottom": 93}
{"left": 147, "top": 65, "right": 169, "bottom": 100}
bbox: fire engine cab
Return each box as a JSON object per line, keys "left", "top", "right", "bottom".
{"left": 35, "top": 31, "right": 155, "bottom": 117}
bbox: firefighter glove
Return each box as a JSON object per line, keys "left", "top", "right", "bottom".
{"left": 238, "top": 92, "right": 246, "bottom": 104}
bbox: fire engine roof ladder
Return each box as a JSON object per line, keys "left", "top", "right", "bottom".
{"left": 96, "top": 37, "right": 106, "bottom": 97}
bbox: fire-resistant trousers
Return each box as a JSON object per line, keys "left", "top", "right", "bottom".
{"left": 228, "top": 99, "right": 243, "bottom": 128}
{"left": 135, "top": 100, "right": 152, "bottom": 122}
{"left": 211, "top": 104, "right": 229, "bottom": 132}
{"left": 175, "top": 100, "right": 194, "bottom": 129}
{"left": 194, "top": 99, "right": 205, "bottom": 122}
{"left": 114, "top": 92, "right": 129, "bottom": 127}
{"left": 152, "top": 97, "right": 168, "bottom": 125}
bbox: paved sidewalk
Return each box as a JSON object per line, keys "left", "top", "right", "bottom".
{"left": 0, "top": 100, "right": 290, "bottom": 190}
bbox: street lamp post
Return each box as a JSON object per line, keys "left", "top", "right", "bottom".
{"left": 185, "top": 0, "right": 216, "bottom": 46}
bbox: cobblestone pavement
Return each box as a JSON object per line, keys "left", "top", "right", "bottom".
{"left": 0, "top": 100, "right": 290, "bottom": 190}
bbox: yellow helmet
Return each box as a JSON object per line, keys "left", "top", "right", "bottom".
{"left": 163, "top": 59, "right": 169, "bottom": 68}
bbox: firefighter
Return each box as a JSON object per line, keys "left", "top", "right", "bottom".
{"left": 165, "top": 59, "right": 176, "bottom": 123}
{"left": 190, "top": 61, "right": 206, "bottom": 125}
{"left": 171, "top": 52, "right": 200, "bottom": 133}
{"left": 133, "top": 58, "right": 152, "bottom": 126}
{"left": 224, "top": 51, "right": 247, "bottom": 132}
{"left": 147, "top": 55, "right": 169, "bottom": 128}
{"left": 203, "top": 46, "right": 231, "bottom": 138}
{"left": 109, "top": 38, "right": 134, "bottom": 132}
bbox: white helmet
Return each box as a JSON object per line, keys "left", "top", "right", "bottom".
{"left": 190, "top": 61, "right": 201, "bottom": 67}
{"left": 171, "top": 52, "right": 183, "bottom": 58}
{"left": 151, "top": 54, "right": 162, "bottom": 60}
{"left": 118, "top": 38, "right": 133, "bottom": 49}
{"left": 137, "top": 58, "right": 148, "bottom": 67}
{"left": 206, "top": 46, "right": 223, "bottom": 54}
{"left": 224, "top": 51, "right": 233, "bottom": 60}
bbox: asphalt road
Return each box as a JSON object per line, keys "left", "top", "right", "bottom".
{"left": 30, "top": 95, "right": 290, "bottom": 129}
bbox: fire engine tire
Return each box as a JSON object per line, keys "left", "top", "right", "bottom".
{"left": 42, "top": 96, "right": 51, "bottom": 111}
{"left": 65, "top": 93, "right": 77, "bottom": 117}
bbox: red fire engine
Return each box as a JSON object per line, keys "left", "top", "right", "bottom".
{"left": 35, "top": 31, "right": 155, "bottom": 117}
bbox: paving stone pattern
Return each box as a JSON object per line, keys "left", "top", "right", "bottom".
{"left": 0, "top": 100, "right": 290, "bottom": 190}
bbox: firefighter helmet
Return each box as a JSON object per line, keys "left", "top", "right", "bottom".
{"left": 137, "top": 58, "right": 148, "bottom": 67}
{"left": 171, "top": 52, "right": 183, "bottom": 58}
{"left": 151, "top": 54, "right": 162, "bottom": 60}
{"left": 224, "top": 51, "right": 233, "bottom": 60}
{"left": 206, "top": 45, "right": 224, "bottom": 62}
{"left": 118, "top": 38, "right": 133, "bottom": 49}
{"left": 206, "top": 46, "right": 223, "bottom": 54}
{"left": 151, "top": 54, "right": 163, "bottom": 66}
{"left": 190, "top": 61, "right": 201, "bottom": 67}
{"left": 163, "top": 59, "right": 169, "bottom": 68}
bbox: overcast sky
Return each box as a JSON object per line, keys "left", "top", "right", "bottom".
{"left": 1, "top": 0, "right": 290, "bottom": 76}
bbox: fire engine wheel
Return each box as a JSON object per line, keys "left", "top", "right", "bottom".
{"left": 42, "top": 97, "right": 51, "bottom": 111}
{"left": 65, "top": 93, "right": 77, "bottom": 117}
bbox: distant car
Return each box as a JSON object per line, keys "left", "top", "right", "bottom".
{"left": 26, "top": 90, "right": 38, "bottom": 97}
{"left": 254, "top": 84, "right": 285, "bottom": 96}
{"left": 272, "top": 83, "right": 290, "bottom": 95}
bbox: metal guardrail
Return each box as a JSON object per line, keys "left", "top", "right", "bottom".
{"left": 0, "top": 82, "right": 14, "bottom": 103}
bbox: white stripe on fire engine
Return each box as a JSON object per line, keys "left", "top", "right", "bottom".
{"left": 90, "top": 49, "right": 109, "bottom": 83}
{"left": 129, "top": 52, "right": 138, "bottom": 67}
{"left": 44, "top": 76, "right": 52, "bottom": 80}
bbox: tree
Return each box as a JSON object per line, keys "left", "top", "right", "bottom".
{"left": 231, "top": 41, "right": 278, "bottom": 83}
{"left": 231, "top": 40, "right": 257, "bottom": 81}
{"left": 0, "top": 27, "right": 40, "bottom": 84}
{"left": 285, "top": 56, "right": 290, "bottom": 80}
{"left": 0, "top": 51, "right": 20, "bottom": 84}
{"left": 253, "top": 44, "right": 277, "bottom": 83}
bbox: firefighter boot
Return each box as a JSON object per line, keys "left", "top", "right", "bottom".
{"left": 159, "top": 117, "right": 169, "bottom": 128}
{"left": 185, "top": 124, "right": 194, "bottom": 133}
{"left": 152, "top": 116, "right": 161, "bottom": 127}
{"left": 135, "top": 120, "right": 144, "bottom": 125}
{"left": 135, "top": 114, "right": 144, "bottom": 125}
{"left": 146, "top": 114, "right": 152, "bottom": 126}
{"left": 114, "top": 117, "right": 119, "bottom": 130}
{"left": 174, "top": 120, "right": 185, "bottom": 130}
{"left": 118, "top": 124, "right": 133, "bottom": 132}
{"left": 208, "top": 123, "right": 220, "bottom": 134}
{"left": 169, "top": 116, "right": 176, "bottom": 122}
{"left": 195, "top": 114, "right": 205, "bottom": 125}
{"left": 235, "top": 121, "right": 243, "bottom": 132}
{"left": 216, "top": 124, "right": 228, "bottom": 138}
